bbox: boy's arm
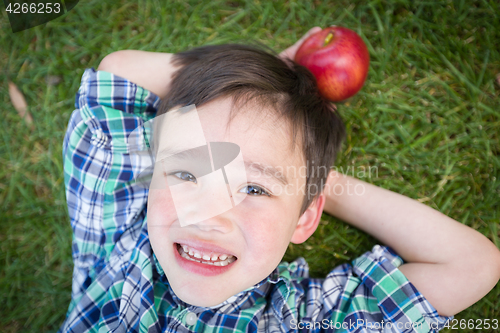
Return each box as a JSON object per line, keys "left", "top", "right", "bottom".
{"left": 97, "top": 50, "right": 178, "bottom": 98}
{"left": 323, "top": 172, "right": 500, "bottom": 317}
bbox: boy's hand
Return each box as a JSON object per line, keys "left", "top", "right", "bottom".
{"left": 279, "top": 27, "right": 322, "bottom": 61}
{"left": 323, "top": 173, "right": 500, "bottom": 316}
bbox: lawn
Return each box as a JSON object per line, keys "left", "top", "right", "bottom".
{"left": 1, "top": 0, "right": 499, "bottom": 331}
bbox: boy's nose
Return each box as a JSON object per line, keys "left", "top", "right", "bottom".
{"left": 189, "top": 213, "right": 234, "bottom": 234}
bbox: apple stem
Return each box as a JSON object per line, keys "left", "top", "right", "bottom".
{"left": 324, "top": 32, "right": 334, "bottom": 46}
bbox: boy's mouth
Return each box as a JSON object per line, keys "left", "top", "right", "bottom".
{"left": 176, "top": 243, "right": 237, "bottom": 266}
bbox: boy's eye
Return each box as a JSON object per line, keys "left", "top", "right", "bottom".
{"left": 171, "top": 171, "right": 197, "bottom": 184}
{"left": 240, "top": 185, "right": 270, "bottom": 197}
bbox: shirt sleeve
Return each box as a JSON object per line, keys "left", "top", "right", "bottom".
{"left": 62, "top": 69, "right": 160, "bottom": 300}
{"left": 297, "top": 245, "right": 453, "bottom": 332}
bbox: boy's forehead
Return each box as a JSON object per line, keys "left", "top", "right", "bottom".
{"left": 156, "top": 97, "right": 303, "bottom": 171}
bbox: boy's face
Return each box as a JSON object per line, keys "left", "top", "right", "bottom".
{"left": 147, "top": 97, "right": 323, "bottom": 307}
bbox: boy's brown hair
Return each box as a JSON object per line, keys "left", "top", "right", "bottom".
{"left": 158, "top": 44, "right": 345, "bottom": 214}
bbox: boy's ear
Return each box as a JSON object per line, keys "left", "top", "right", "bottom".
{"left": 290, "top": 193, "right": 325, "bottom": 244}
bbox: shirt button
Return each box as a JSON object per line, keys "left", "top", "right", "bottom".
{"left": 185, "top": 311, "right": 198, "bottom": 326}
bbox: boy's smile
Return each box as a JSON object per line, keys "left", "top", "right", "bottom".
{"left": 147, "top": 97, "right": 325, "bottom": 307}
{"left": 174, "top": 240, "right": 237, "bottom": 276}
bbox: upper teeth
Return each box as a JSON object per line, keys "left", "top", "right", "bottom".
{"left": 179, "top": 244, "right": 236, "bottom": 266}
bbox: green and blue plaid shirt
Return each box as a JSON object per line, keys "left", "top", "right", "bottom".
{"left": 60, "top": 69, "right": 452, "bottom": 332}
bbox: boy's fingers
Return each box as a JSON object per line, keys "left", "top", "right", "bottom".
{"left": 290, "top": 27, "right": 322, "bottom": 51}
{"left": 297, "top": 26, "right": 322, "bottom": 45}
{"left": 280, "top": 27, "right": 322, "bottom": 61}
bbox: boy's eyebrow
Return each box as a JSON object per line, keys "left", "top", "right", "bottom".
{"left": 157, "top": 147, "right": 289, "bottom": 185}
{"left": 157, "top": 146, "right": 207, "bottom": 162}
{"left": 244, "top": 161, "right": 288, "bottom": 185}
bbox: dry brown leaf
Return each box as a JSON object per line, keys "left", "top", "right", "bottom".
{"left": 497, "top": 73, "right": 500, "bottom": 86}
{"left": 8, "top": 81, "right": 34, "bottom": 127}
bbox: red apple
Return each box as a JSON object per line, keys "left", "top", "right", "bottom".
{"left": 295, "top": 26, "right": 370, "bottom": 102}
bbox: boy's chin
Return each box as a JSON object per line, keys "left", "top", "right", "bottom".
{"left": 174, "top": 286, "right": 239, "bottom": 308}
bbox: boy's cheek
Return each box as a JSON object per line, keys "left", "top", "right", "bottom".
{"left": 147, "top": 187, "right": 178, "bottom": 227}
{"left": 241, "top": 208, "right": 296, "bottom": 257}
{"left": 148, "top": 229, "right": 171, "bottom": 265}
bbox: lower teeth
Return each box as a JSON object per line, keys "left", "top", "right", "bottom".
{"left": 177, "top": 245, "right": 236, "bottom": 266}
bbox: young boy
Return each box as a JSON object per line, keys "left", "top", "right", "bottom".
{"left": 60, "top": 30, "right": 500, "bottom": 332}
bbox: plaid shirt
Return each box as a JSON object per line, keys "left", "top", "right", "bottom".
{"left": 59, "top": 68, "right": 452, "bottom": 333}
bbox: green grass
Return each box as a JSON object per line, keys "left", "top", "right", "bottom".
{"left": 1, "top": 0, "right": 499, "bottom": 331}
